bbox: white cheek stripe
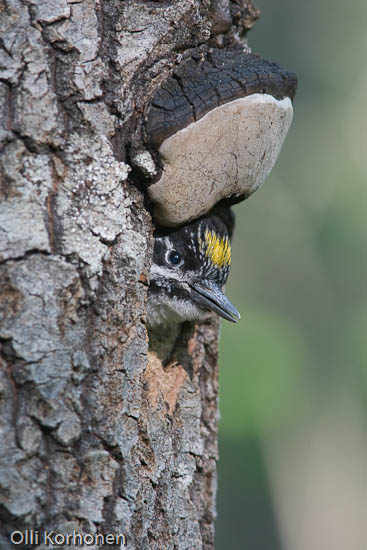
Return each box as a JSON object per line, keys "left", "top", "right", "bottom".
{"left": 150, "top": 263, "right": 183, "bottom": 282}
{"left": 150, "top": 264, "right": 199, "bottom": 285}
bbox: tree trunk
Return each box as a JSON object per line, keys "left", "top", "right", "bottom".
{"left": 0, "top": 1, "right": 259, "bottom": 548}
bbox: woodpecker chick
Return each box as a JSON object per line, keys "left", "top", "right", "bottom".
{"left": 148, "top": 213, "right": 240, "bottom": 326}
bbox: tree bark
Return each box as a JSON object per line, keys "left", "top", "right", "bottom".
{"left": 0, "top": 1, "right": 259, "bottom": 548}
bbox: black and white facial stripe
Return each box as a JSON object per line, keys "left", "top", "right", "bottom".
{"left": 147, "top": 212, "right": 240, "bottom": 326}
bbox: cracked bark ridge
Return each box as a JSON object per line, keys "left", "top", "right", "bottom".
{"left": 229, "top": 0, "right": 261, "bottom": 34}
{"left": 0, "top": 0, "right": 251, "bottom": 548}
{"left": 209, "top": 1, "right": 260, "bottom": 44}
{"left": 145, "top": 49, "right": 297, "bottom": 148}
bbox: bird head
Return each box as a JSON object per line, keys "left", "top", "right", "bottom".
{"left": 147, "top": 213, "right": 240, "bottom": 326}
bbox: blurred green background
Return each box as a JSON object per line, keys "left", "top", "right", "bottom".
{"left": 216, "top": 1, "right": 366, "bottom": 549}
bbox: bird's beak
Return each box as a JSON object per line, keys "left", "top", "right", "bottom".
{"left": 189, "top": 280, "right": 241, "bottom": 323}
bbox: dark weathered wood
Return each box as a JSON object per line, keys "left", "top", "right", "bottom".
{"left": 145, "top": 49, "right": 297, "bottom": 147}
{"left": 0, "top": 1, "right": 260, "bottom": 548}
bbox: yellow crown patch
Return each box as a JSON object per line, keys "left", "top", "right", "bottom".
{"left": 200, "top": 229, "right": 231, "bottom": 268}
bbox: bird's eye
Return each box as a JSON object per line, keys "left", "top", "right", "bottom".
{"left": 168, "top": 250, "right": 182, "bottom": 266}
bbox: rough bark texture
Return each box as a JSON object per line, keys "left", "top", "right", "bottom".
{"left": 0, "top": 1, "right": 259, "bottom": 548}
